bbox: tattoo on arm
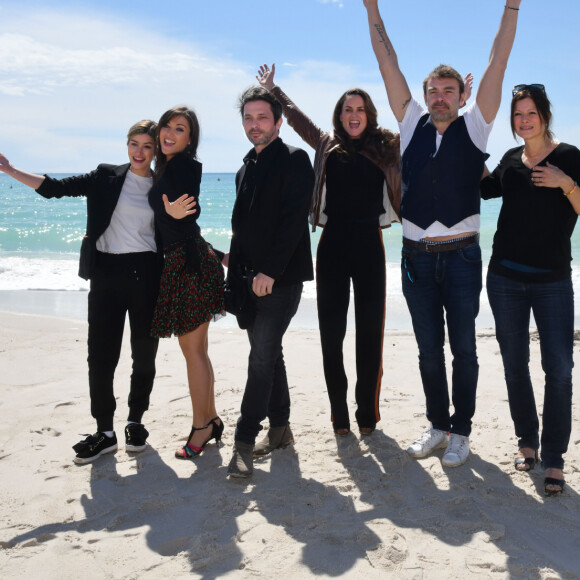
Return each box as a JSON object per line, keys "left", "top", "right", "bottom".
{"left": 374, "top": 24, "right": 392, "bottom": 56}
{"left": 401, "top": 98, "right": 411, "bottom": 111}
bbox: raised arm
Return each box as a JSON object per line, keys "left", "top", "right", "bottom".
{"left": 476, "top": 1, "right": 522, "bottom": 123}
{"left": 257, "top": 63, "right": 326, "bottom": 151}
{"left": 363, "top": 0, "right": 412, "bottom": 122}
{"left": 0, "top": 153, "right": 45, "bottom": 189}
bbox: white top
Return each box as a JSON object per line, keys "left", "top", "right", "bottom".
{"left": 398, "top": 98, "right": 494, "bottom": 240}
{"left": 96, "top": 170, "right": 156, "bottom": 254}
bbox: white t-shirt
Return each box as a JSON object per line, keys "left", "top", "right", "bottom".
{"left": 398, "top": 98, "right": 494, "bottom": 240}
{"left": 96, "top": 170, "right": 156, "bottom": 254}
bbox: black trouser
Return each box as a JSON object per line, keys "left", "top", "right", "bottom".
{"left": 316, "top": 221, "right": 386, "bottom": 430}
{"left": 235, "top": 282, "right": 303, "bottom": 445}
{"left": 87, "top": 251, "right": 162, "bottom": 432}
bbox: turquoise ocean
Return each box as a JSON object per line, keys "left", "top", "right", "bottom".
{"left": 1, "top": 172, "right": 580, "bottom": 328}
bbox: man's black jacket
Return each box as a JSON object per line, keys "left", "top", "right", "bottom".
{"left": 231, "top": 138, "right": 314, "bottom": 286}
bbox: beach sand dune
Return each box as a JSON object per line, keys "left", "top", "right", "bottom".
{"left": 0, "top": 312, "right": 579, "bottom": 579}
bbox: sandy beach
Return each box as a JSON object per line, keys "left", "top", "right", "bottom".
{"left": 0, "top": 309, "right": 579, "bottom": 579}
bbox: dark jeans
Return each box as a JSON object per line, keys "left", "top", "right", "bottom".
{"left": 88, "top": 251, "right": 162, "bottom": 432}
{"left": 235, "top": 282, "right": 303, "bottom": 445}
{"left": 487, "top": 270, "right": 574, "bottom": 469}
{"left": 401, "top": 241, "right": 482, "bottom": 436}
{"left": 317, "top": 221, "right": 386, "bottom": 430}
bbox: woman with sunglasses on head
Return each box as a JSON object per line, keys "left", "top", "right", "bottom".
{"left": 148, "top": 106, "right": 225, "bottom": 461}
{"left": 481, "top": 84, "right": 580, "bottom": 496}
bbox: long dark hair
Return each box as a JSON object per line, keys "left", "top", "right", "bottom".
{"left": 331, "top": 88, "right": 399, "bottom": 166}
{"left": 154, "top": 106, "right": 200, "bottom": 181}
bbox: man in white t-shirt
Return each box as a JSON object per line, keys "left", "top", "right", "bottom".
{"left": 363, "top": 0, "right": 522, "bottom": 466}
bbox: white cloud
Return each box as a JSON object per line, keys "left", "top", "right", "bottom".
{"left": 0, "top": 4, "right": 521, "bottom": 177}
{"left": 0, "top": 8, "right": 252, "bottom": 172}
{"left": 0, "top": 33, "right": 217, "bottom": 94}
{"left": 0, "top": 4, "right": 401, "bottom": 172}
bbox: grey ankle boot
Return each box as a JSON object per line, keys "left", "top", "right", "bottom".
{"left": 227, "top": 441, "right": 254, "bottom": 478}
{"left": 253, "top": 425, "right": 294, "bottom": 457}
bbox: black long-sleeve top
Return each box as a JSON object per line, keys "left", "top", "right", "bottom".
{"left": 481, "top": 143, "right": 580, "bottom": 282}
{"left": 148, "top": 153, "right": 202, "bottom": 250}
{"left": 324, "top": 145, "right": 386, "bottom": 222}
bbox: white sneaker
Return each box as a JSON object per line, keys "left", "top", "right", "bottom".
{"left": 442, "top": 434, "right": 470, "bottom": 467}
{"left": 407, "top": 427, "right": 449, "bottom": 458}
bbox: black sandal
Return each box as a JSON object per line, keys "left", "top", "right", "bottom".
{"left": 175, "top": 421, "right": 213, "bottom": 460}
{"left": 544, "top": 477, "right": 565, "bottom": 496}
{"left": 514, "top": 449, "right": 538, "bottom": 472}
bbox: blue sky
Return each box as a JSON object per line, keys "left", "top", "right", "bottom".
{"left": 1, "top": 0, "right": 578, "bottom": 173}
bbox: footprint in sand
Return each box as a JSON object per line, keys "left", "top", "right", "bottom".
{"left": 54, "top": 401, "right": 75, "bottom": 409}
{"left": 31, "top": 427, "right": 62, "bottom": 437}
{"left": 365, "top": 532, "right": 409, "bottom": 570}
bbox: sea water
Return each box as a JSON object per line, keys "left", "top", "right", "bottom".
{"left": 1, "top": 172, "right": 579, "bottom": 327}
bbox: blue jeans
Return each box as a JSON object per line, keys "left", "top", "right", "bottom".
{"left": 401, "top": 241, "right": 482, "bottom": 436}
{"left": 487, "top": 271, "right": 574, "bottom": 470}
{"left": 235, "top": 282, "right": 303, "bottom": 445}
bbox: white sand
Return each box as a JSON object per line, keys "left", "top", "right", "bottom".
{"left": 0, "top": 311, "right": 579, "bottom": 579}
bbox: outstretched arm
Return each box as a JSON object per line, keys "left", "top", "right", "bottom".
{"left": 256, "top": 63, "right": 326, "bottom": 152}
{"left": 363, "top": 0, "right": 412, "bottom": 122}
{"left": 0, "top": 153, "right": 45, "bottom": 189}
{"left": 476, "top": 1, "right": 522, "bottom": 123}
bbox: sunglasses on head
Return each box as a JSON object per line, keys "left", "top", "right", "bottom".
{"left": 512, "top": 83, "right": 545, "bottom": 97}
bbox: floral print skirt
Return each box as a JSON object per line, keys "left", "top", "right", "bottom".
{"left": 152, "top": 237, "right": 225, "bottom": 338}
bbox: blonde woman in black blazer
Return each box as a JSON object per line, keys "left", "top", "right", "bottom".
{"left": 0, "top": 120, "right": 164, "bottom": 464}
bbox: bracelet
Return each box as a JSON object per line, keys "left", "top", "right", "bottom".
{"left": 564, "top": 182, "right": 578, "bottom": 196}
{"left": 505, "top": 5, "right": 519, "bottom": 10}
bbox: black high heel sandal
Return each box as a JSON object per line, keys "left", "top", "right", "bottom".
{"left": 175, "top": 421, "right": 213, "bottom": 460}
{"left": 544, "top": 477, "right": 565, "bottom": 496}
{"left": 209, "top": 416, "right": 224, "bottom": 444}
{"left": 514, "top": 449, "right": 539, "bottom": 472}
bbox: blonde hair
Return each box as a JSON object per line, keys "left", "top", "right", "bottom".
{"left": 126, "top": 119, "right": 157, "bottom": 143}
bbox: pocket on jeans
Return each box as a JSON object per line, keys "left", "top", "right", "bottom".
{"left": 401, "top": 251, "right": 416, "bottom": 284}
{"left": 459, "top": 243, "right": 482, "bottom": 264}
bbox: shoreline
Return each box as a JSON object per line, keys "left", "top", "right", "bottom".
{"left": 0, "top": 288, "right": 500, "bottom": 331}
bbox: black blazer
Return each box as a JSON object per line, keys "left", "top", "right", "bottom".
{"left": 231, "top": 138, "right": 314, "bottom": 286}
{"left": 36, "top": 163, "right": 161, "bottom": 280}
